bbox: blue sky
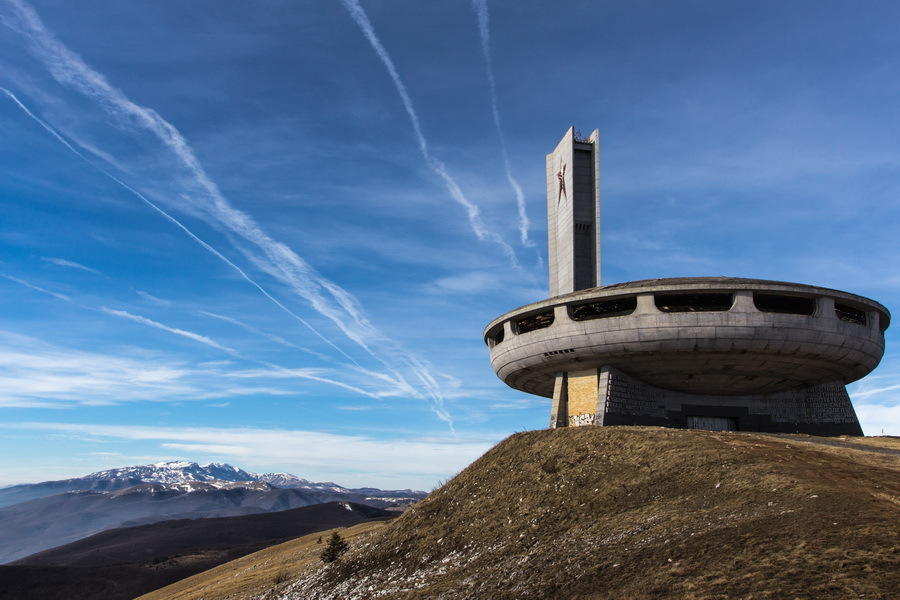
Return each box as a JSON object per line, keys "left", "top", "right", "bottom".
{"left": 1, "top": 0, "right": 898, "bottom": 490}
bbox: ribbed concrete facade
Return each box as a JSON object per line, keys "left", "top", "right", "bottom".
{"left": 546, "top": 127, "right": 600, "bottom": 296}
{"left": 485, "top": 128, "right": 891, "bottom": 435}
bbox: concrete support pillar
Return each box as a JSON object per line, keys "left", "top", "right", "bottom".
{"left": 634, "top": 293, "right": 657, "bottom": 315}
{"left": 595, "top": 366, "right": 612, "bottom": 426}
{"left": 732, "top": 290, "right": 755, "bottom": 312}
{"left": 549, "top": 372, "right": 568, "bottom": 428}
{"left": 867, "top": 310, "right": 880, "bottom": 335}
{"left": 817, "top": 296, "right": 835, "bottom": 320}
{"left": 552, "top": 303, "right": 570, "bottom": 325}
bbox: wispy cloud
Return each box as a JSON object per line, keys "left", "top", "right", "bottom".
{"left": 2, "top": 274, "right": 71, "bottom": 301}
{"left": 854, "top": 403, "right": 900, "bottom": 436}
{"left": 41, "top": 256, "right": 101, "bottom": 275}
{"left": 1, "top": 84, "right": 359, "bottom": 367}
{"left": 3, "top": 268, "right": 438, "bottom": 405}
{"left": 6, "top": 421, "right": 502, "bottom": 488}
{"left": 232, "top": 364, "right": 383, "bottom": 400}
{"left": 135, "top": 290, "right": 171, "bottom": 306}
{"left": 340, "top": 0, "right": 518, "bottom": 267}
{"left": 430, "top": 270, "right": 499, "bottom": 295}
{"left": 0, "top": 1, "right": 457, "bottom": 427}
{"left": 0, "top": 331, "right": 286, "bottom": 408}
{"left": 0, "top": 328, "right": 437, "bottom": 409}
{"left": 100, "top": 307, "right": 237, "bottom": 354}
{"left": 471, "top": 0, "right": 531, "bottom": 247}
{"left": 198, "top": 310, "right": 325, "bottom": 358}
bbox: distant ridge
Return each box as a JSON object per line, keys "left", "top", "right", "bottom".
{"left": 0, "top": 501, "right": 392, "bottom": 600}
{"left": 0, "top": 460, "right": 425, "bottom": 563}
{"left": 0, "top": 460, "right": 425, "bottom": 508}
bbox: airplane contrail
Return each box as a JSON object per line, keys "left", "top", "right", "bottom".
{"left": 2, "top": 274, "right": 72, "bottom": 302}
{"left": 101, "top": 307, "right": 238, "bottom": 355}
{"left": 198, "top": 310, "right": 316, "bottom": 354}
{"left": 2, "top": 85, "right": 435, "bottom": 402}
{"left": 0, "top": 272, "right": 404, "bottom": 401}
{"left": 471, "top": 0, "right": 532, "bottom": 247}
{"left": 0, "top": 1, "right": 378, "bottom": 354}
{"left": 340, "top": 0, "right": 519, "bottom": 268}
{"left": 0, "top": 0, "right": 456, "bottom": 427}
{"left": 1, "top": 84, "right": 359, "bottom": 367}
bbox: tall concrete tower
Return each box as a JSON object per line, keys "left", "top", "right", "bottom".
{"left": 484, "top": 127, "right": 889, "bottom": 435}
{"left": 546, "top": 127, "right": 600, "bottom": 297}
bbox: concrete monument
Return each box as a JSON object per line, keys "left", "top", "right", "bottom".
{"left": 484, "top": 127, "right": 890, "bottom": 435}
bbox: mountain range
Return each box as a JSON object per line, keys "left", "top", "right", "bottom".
{"left": 0, "top": 460, "right": 423, "bottom": 508}
{"left": 0, "top": 460, "right": 425, "bottom": 564}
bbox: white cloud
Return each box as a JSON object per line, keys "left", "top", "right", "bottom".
{"left": 0, "top": 331, "right": 290, "bottom": 408}
{"left": 41, "top": 256, "right": 101, "bottom": 275}
{"left": 2, "top": 274, "right": 71, "bottom": 302}
{"left": 101, "top": 307, "right": 237, "bottom": 355}
{"left": 850, "top": 362, "right": 900, "bottom": 435}
{"left": 855, "top": 403, "right": 900, "bottom": 436}
{"left": 0, "top": 2, "right": 459, "bottom": 427}
{"left": 340, "top": 0, "right": 518, "bottom": 266}
{"left": 431, "top": 271, "right": 498, "bottom": 294}
{"left": 0, "top": 331, "right": 446, "bottom": 408}
{"left": 471, "top": 0, "right": 532, "bottom": 247}
{"left": 136, "top": 290, "right": 171, "bottom": 306}
{"left": 198, "top": 310, "right": 328, "bottom": 360}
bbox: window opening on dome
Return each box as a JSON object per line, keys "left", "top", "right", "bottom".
{"left": 515, "top": 310, "right": 555, "bottom": 334}
{"left": 485, "top": 324, "right": 505, "bottom": 348}
{"left": 654, "top": 293, "right": 733, "bottom": 313}
{"left": 753, "top": 293, "right": 816, "bottom": 315}
{"left": 835, "top": 303, "right": 867, "bottom": 325}
{"left": 568, "top": 296, "right": 637, "bottom": 321}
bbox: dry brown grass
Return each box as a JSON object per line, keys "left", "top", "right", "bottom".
{"left": 135, "top": 520, "right": 388, "bottom": 600}
{"left": 282, "top": 427, "right": 899, "bottom": 600}
{"left": 830, "top": 435, "right": 900, "bottom": 451}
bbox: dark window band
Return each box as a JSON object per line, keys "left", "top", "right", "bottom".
{"left": 753, "top": 293, "right": 815, "bottom": 315}
{"left": 569, "top": 296, "right": 637, "bottom": 321}
{"left": 655, "top": 293, "right": 733, "bottom": 313}
{"left": 515, "top": 310, "right": 554, "bottom": 334}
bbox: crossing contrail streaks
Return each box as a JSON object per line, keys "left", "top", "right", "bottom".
{"left": 1, "top": 84, "right": 359, "bottom": 367}
{"left": 471, "top": 0, "right": 532, "bottom": 247}
{"left": 340, "top": 0, "right": 519, "bottom": 268}
{"left": 1, "top": 0, "right": 458, "bottom": 427}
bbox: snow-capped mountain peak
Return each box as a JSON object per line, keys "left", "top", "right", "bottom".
{"left": 83, "top": 460, "right": 256, "bottom": 486}
{"left": 253, "top": 472, "right": 349, "bottom": 493}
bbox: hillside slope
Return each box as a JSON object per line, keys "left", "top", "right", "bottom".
{"left": 269, "top": 427, "right": 899, "bottom": 600}
{"left": 0, "top": 502, "right": 392, "bottom": 600}
{"left": 136, "top": 521, "right": 391, "bottom": 600}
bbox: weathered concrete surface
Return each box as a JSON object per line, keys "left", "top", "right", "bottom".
{"left": 549, "top": 365, "right": 863, "bottom": 436}
{"left": 546, "top": 127, "right": 599, "bottom": 296}
{"left": 486, "top": 278, "right": 888, "bottom": 399}
{"left": 485, "top": 128, "right": 890, "bottom": 435}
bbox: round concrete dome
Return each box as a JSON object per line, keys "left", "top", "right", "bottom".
{"left": 484, "top": 277, "right": 890, "bottom": 399}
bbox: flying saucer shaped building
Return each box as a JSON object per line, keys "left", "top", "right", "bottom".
{"left": 484, "top": 128, "right": 890, "bottom": 435}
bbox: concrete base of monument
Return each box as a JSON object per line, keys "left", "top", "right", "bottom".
{"left": 549, "top": 366, "right": 864, "bottom": 436}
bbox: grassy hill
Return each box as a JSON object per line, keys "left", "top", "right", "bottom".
{"left": 142, "top": 427, "right": 899, "bottom": 600}
{"left": 135, "top": 521, "right": 390, "bottom": 600}
{"left": 288, "top": 427, "right": 900, "bottom": 599}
